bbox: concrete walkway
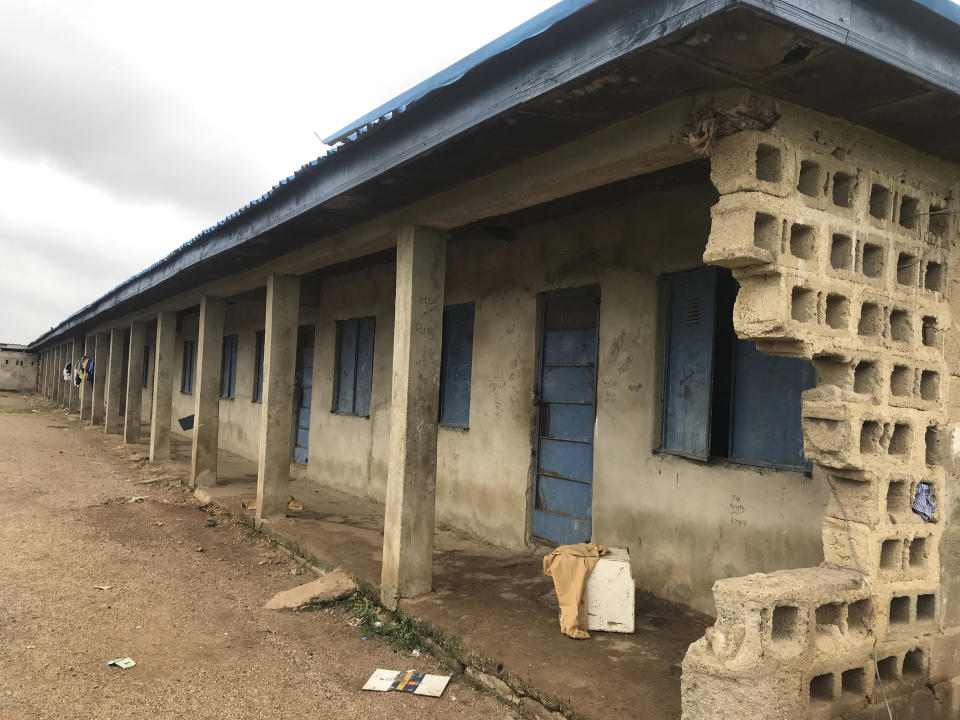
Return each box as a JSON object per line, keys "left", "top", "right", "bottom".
{"left": 139, "top": 436, "right": 711, "bottom": 720}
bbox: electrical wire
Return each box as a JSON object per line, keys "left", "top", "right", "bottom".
{"left": 898, "top": 207, "right": 959, "bottom": 225}
{"left": 826, "top": 476, "right": 893, "bottom": 720}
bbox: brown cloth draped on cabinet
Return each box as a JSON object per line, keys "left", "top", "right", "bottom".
{"left": 542, "top": 542, "right": 608, "bottom": 639}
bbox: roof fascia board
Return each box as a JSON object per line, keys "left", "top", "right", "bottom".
{"left": 321, "top": 0, "right": 599, "bottom": 144}
{"left": 739, "top": 0, "right": 960, "bottom": 95}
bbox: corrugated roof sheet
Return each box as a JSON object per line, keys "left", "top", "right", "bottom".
{"left": 322, "top": 0, "right": 596, "bottom": 145}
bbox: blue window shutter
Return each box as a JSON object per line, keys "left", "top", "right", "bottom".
{"left": 729, "top": 341, "right": 814, "bottom": 471}
{"left": 221, "top": 335, "right": 238, "bottom": 398}
{"left": 336, "top": 320, "right": 358, "bottom": 413}
{"left": 354, "top": 317, "right": 375, "bottom": 416}
{"left": 220, "top": 339, "right": 229, "bottom": 397}
{"left": 253, "top": 331, "right": 265, "bottom": 403}
{"left": 181, "top": 340, "right": 195, "bottom": 394}
{"left": 229, "top": 336, "right": 238, "bottom": 397}
{"left": 440, "top": 304, "right": 474, "bottom": 427}
{"left": 661, "top": 267, "right": 718, "bottom": 460}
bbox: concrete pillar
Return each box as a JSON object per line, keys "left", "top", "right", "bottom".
{"left": 190, "top": 295, "right": 225, "bottom": 487}
{"left": 47, "top": 349, "right": 55, "bottom": 398}
{"left": 56, "top": 344, "right": 65, "bottom": 405}
{"left": 91, "top": 333, "right": 109, "bottom": 426}
{"left": 42, "top": 350, "right": 50, "bottom": 398}
{"left": 149, "top": 312, "right": 177, "bottom": 463}
{"left": 124, "top": 322, "right": 146, "bottom": 444}
{"left": 67, "top": 339, "right": 80, "bottom": 413}
{"left": 79, "top": 335, "right": 94, "bottom": 420}
{"left": 52, "top": 347, "right": 58, "bottom": 401}
{"left": 104, "top": 329, "right": 125, "bottom": 434}
{"left": 47, "top": 348, "right": 55, "bottom": 399}
{"left": 52, "top": 345, "right": 60, "bottom": 404}
{"left": 380, "top": 226, "right": 446, "bottom": 609}
{"left": 255, "top": 274, "right": 301, "bottom": 526}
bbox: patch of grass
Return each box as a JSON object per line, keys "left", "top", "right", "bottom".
{"left": 0, "top": 406, "right": 37, "bottom": 414}
{"left": 339, "top": 591, "right": 426, "bottom": 652}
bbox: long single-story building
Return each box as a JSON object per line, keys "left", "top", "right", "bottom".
{"left": 29, "top": 1, "right": 960, "bottom": 717}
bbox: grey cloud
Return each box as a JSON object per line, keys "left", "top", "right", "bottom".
{"left": 0, "top": 216, "right": 174, "bottom": 343}
{"left": 0, "top": 11, "right": 273, "bottom": 220}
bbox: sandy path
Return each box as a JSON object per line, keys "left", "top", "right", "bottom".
{"left": 0, "top": 391, "right": 506, "bottom": 720}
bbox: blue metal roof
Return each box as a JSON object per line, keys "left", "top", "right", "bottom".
{"left": 914, "top": 0, "right": 960, "bottom": 24}
{"left": 322, "top": 0, "right": 597, "bottom": 145}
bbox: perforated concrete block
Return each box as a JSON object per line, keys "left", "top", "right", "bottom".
{"left": 801, "top": 400, "right": 858, "bottom": 470}
{"left": 940, "top": 526, "right": 960, "bottom": 585}
{"left": 731, "top": 272, "right": 794, "bottom": 341}
{"left": 703, "top": 201, "right": 778, "bottom": 269}
{"left": 876, "top": 587, "right": 941, "bottom": 640}
{"left": 822, "top": 517, "right": 941, "bottom": 584}
{"left": 681, "top": 661, "right": 805, "bottom": 720}
{"left": 943, "top": 579, "right": 960, "bottom": 630}
{"left": 824, "top": 474, "right": 886, "bottom": 526}
{"left": 682, "top": 109, "right": 957, "bottom": 720}
{"left": 709, "top": 130, "right": 797, "bottom": 198}
{"left": 826, "top": 471, "right": 944, "bottom": 528}
{"left": 704, "top": 568, "right": 864, "bottom": 669}
{"left": 931, "top": 630, "right": 960, "bottom": 684}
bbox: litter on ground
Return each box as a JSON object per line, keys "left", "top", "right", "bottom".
{"left": 362, "top": 668, "right": 451, "bottom": 697}
{"left": 106, "top": 657, "right": 136, "bottom": 669}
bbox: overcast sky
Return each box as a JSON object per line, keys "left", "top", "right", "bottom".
{"left": 0, "top": 0, "right": 557, "bottom": 344}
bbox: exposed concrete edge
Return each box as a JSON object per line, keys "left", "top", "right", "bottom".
{"left": 194, "top": 487, "right": 577, "bottom": 720}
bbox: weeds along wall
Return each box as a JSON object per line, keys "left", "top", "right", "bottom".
{"left": 682, "top": 100, "right": 960, "bottom": 718}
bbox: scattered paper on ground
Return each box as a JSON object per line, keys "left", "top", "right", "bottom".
{"left": 362, "top": 669, "right": 450, "bottom": 697}
{"left": 106, "top": 657, "right": 136, "bottom": 669}
{"left": 93, "top": 585, "right": 113, "bottom": 591}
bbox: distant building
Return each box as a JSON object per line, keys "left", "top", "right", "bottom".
{"left": 0, "top": 342, "right": 37, "bottom": 392}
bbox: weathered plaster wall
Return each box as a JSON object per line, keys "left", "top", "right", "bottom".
{"left": 217, "top": 303, "right": 267, "bottom": 456}
{"left": 298, "top": 182, "right": 827, "bottom": 612}
{"left": 0, "top": 349, "right": 37, "bottom": 391}
{"left": 307, "top": 263, "right": 396, "bottom": 501}
{"left": 170, "top": 302, "right": 317, "bottom": 460}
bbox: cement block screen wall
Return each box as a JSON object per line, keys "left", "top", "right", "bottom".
{"left": 682, "top": 99, "right": 959, "bottom": 719}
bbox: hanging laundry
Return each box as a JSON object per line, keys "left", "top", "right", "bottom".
{"left": 75, "top": 355, "right": 87, "bottom": 386}
{"left": 62, "top": 361, "right": 72, "bottom": 381}
{"left": 85, "top": 356, "right": 95, "bottom": 382}
{"left": 912, "top": 482, "right": 936, "bottom": 522}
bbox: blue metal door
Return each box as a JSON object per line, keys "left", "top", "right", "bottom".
{"left": 293, "top": 326, "right": 314, "bottom": 465}
{"left": 532, "top": 289, "right": 599, "bottom": 545}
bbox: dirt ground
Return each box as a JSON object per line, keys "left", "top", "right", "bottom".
{"left": 0, "top": 391, "right": 508, "bottom": 720}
